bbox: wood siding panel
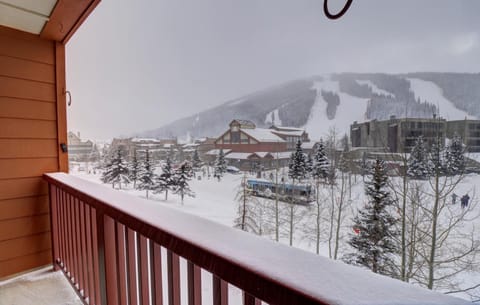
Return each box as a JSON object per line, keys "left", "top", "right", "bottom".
{"left": 0, "top": 177, "right": 48, "bottom": 201}
{"left": 0, "top": 26, "right": 54, "bottom": 64}
{"left": 0, "top": 118, "right": 57, "bottom": 139}
{"left": 0, "top": 56, "right": 55, "bottom": 83}
{"left": 0, "top": 97, "right": 56, "bottom": 120}
{"left": 0, "top": 139, "right": 58, "bottom": 159}
{"left": 0, "top": 158, "right": 58, "bottom": 179}
{"left": 0, "top": 76, "right": 55, "bottom": 102}
{"left": 0, "top": 214, "right": 50, "bottom": 241}
{"left": 0, "top": 232, "right": 51, "bottom": 262}
{"left": 0, "top": 250, "right": 51, "bottom": 278}
{"left": 0, "top": 196, "right": 49, "bottom": 221}
{"left": 0, "top": 22, "right": 65, "bottom": 278}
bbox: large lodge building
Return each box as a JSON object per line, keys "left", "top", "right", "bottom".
{"left": 211, "top": 119, "right": 310, "bottom": 170}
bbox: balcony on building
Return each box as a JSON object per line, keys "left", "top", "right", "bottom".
{"left": 0, "top": 1, "right": 472, "bottom": 305}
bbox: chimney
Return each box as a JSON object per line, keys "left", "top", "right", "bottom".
{"left": 77, "top": 131, "right": 80, "bottom": 139}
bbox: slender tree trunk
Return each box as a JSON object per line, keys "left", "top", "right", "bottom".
{"left": 165, "top": 189, "right": 168, "bottom": 201}
{"left": 428, "top": 172, "right": 440, "bottom": 289}
{"left": 289, "top": 179, "right": 295, "bottom": 246}
{"left": 242, "top": 177, "right": 247, "bottom": 230}
{"left": 275, "top": 164, "right": 279, "bottom": 242}
{"left": 328, "top": 182, "right": 335, "bottom": 259}
{"left": 316, "top": 181, "right": 321, "bottom": 254}
{"left": 333, "top": 172, "right": 345, "bottom": 260}
{"left": 289, "top": 204, "right": 294, "bottom": 246}
{"left": 146, "top": 189, "right": 149, "bottom": 199}
{"left": 400, "top": 163, "right": 407, "bottom": 281}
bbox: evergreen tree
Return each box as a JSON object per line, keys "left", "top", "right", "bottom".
{"left": 305, "top": 154, "right": 314, "bottom": 178}
{"left": 101, "top": 153, "right": 114, "bottom": 186}
{"left": 312, "top": 139, "right": 330, "bottom": 182}
{"left": 129, "top": 149, "right": 141, "bottom": 188}
{"left": 288, "top": 140, "right": 307, "bottom": 182}
{"left": 429, "top": 137, "right": 446, "bottom": 175}
{"left": 407, "top": 136, "right": 430, "bottom": 179}
{"left": 172, "top": 161, "right": 195, "bottom": 204}
{"left": 155, "top": 156, "right": 174, "bottom": 200}
{"left": 101, "top": 148, "right": 130, "bottom": 189}
{"left": 214, "top": 149, "right": 227, "bottom": 181}
{"left": 137, "top": 150, "right": 156, "bottom": 199}
{"left": 234, "top": 174, "right": 261, "bottom": 234}
{"left": 344, "top": 159, "right": 399, "bottom": 277}
{"left": 192, "top": 149, "right": 203, "bottom": 171}
{"left": 444, "top": 134, "right": 465, "bottom": 175}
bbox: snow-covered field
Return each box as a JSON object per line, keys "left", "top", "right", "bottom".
{"left": 70, "top": 163, "right": 480, "bottom": 302}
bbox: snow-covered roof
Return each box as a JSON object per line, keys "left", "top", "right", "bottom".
{"left": 132, "top": 137, "right": 161, "bottom": 143}
{"left": 271, "top": 130, "right": 305, "bottom": 137}
{"left": 255, "top": 152, "right": 273, "bottom": 158}
{"left": 242, "top": 128, "right": 285, "bottom": 143}
{"left": 273, "top": 151, "right": 294, "bottom": 159}
{"left": 272, "top": 126, "right": 305, "bottom": 132}
{"left": 225, "top": 152, "right": 255, "bottom": 160}
{"left": 301, "top": 142, "right": 316, "bottom": 150}
{"left": 183, "top": 143, "right": 200, "bottom": 148}
{"left": 206, "top": 149, "right": 232, "bottom": 156}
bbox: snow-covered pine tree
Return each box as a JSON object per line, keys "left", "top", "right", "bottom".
{"left": 407, "top": 136, "right": 431, "bottom": 179}
{"left": 234, "top": 174, "right": 261, "bottom": 234}
{"left": 312, "top": 139, "right": 330, "bottom": 182}
{"left": 172, "top": 161, "right": 195, "bottom": 204}
{"left": 444, "top": 134, "right": 465, "bottom": 175}
{"left": 429, "top": 137, "right": 446, "bottom": 176}
{"left": 100, "top": 153, "right": 114, "bottom": 187}
{"left": 102, "top": 148, "right": 130, "bottom": 189}
{"left": 137, "top": 150, "right": 156, "bottom": 199}
{"left": 213, "top": 149, "right": 227, "bottom": 181}
{"left": 192, "top": 149, "right": 202, "bottom": 171}
{"left": 288, "top": 140, "right": 307, "bottom": 183}
{"left": 344, "top": 159, "right": 399, "bottom": 277}
{"left": 305, "top": 154, "right": 314, "bottom": 178}
{"left": 155, "top": 156, "right": 174, "bottom": 200}
{"left": 129, "top": 149, "right": 141, "bottom": 188}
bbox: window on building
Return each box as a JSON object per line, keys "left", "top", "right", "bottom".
{"left": 231, "top": 131, "right": 240, "bottom": 143}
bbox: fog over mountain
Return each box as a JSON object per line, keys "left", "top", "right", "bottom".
{"left": 136, "top": 73, "right": 480, "bottom": 141}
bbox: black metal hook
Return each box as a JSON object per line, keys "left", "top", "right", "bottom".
{"left": 324, "top": 0, "right": 353, "bottom": 20}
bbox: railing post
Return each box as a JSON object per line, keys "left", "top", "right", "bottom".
{"left": 96, "top": 209, "right": 108, "bottom": 305}
{"left": 213, "top": 275, "right": 228, "bottom": 305}
{"left": 48, "top": 184, "right": 60, "bottom": 271}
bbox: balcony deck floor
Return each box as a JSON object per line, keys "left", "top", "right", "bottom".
{"left": 0, "top": 267, "right": 82, "bottom": 305}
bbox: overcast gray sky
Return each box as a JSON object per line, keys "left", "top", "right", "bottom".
{"left": 66, "top": 0, "right": 480, "bottom": 140}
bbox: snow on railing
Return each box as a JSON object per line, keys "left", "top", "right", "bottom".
{"left": 44, "top": 173, "right": 469, "bottom": 305}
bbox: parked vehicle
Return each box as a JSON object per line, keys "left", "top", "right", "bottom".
{"left": 245, "top": 179, "right": 314, "bottom": 205}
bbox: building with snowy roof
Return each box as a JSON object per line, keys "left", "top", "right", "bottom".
{"left": 215, "top": 119, "right": 287, "bottom": 153}
{"left": 350, "top": 116, "right": 447, "bottom": 153}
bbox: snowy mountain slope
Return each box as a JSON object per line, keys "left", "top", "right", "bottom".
{"left": 136, "top": 73, "right": 479, "bottom": 140}
{"left": 356, "top": 79, "right": 395, "bottom": 98}
{"left": 407, "top": 78, "right": 473, "bottom": 120}
{"left": 264, "top": 108, "right": 283, "bottom": 126}
{"left": 305, "top": 78, "right": 368, "bottom": 139}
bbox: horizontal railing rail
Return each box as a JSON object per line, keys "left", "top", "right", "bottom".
{"left": 45, "top": 172, "right": 469, "bottom": 305}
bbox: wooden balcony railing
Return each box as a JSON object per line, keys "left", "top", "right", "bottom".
{"left": 44, "top": 173, "right": 469, "bottom": 305}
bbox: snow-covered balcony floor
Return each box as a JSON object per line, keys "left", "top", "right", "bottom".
{"left": 0, "top": 267, "right": 82, "bottom": 305}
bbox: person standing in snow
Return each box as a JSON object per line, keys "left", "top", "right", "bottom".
{"left": 452, "top": 193, "right": 458, "bottom": 205}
